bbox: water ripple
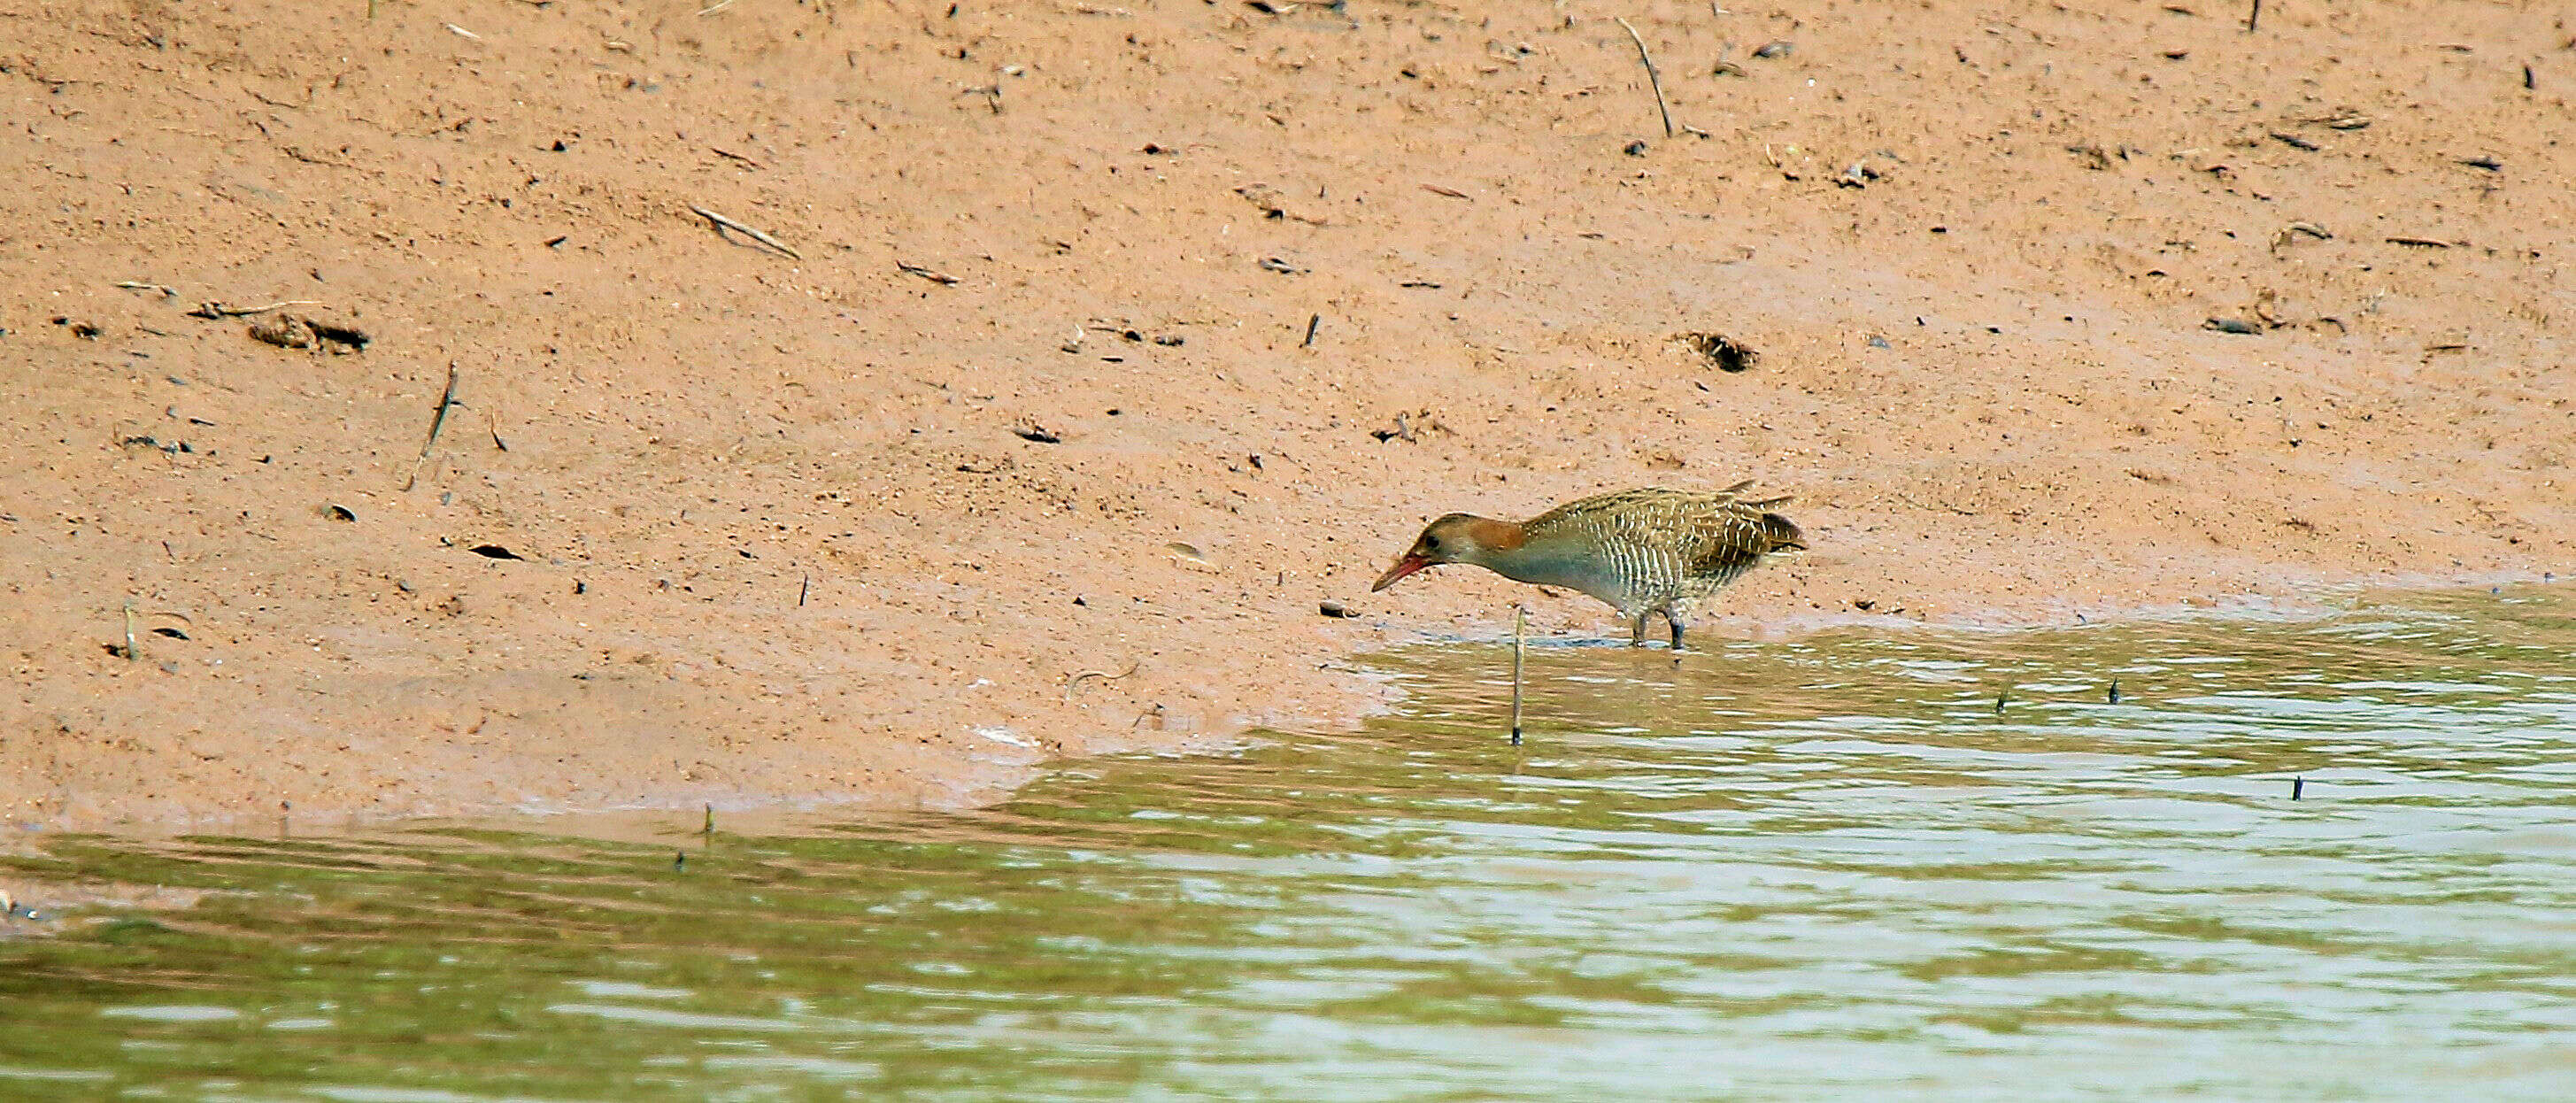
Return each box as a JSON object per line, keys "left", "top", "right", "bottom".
{"left": 0, "top": 586, "right": 2571, "bottom": 1099}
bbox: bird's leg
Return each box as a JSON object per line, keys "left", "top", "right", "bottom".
{"left": 1627, "top": 612, "right": 1649, "bottom": 647}
{"left": 1666, "top": 608, "right": 1687, "bottom": 652}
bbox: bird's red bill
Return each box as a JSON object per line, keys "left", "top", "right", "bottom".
{"left": 1371, "top": 556, "right": 1428, "bottom": 592}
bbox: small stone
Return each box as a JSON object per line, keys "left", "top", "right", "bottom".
{"left": 1319, "top": 601, "right": 1359, "bottom": 619}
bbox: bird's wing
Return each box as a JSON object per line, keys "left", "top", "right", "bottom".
{"left": 1523, "top": 487, "right": 1661, "bottom": 531}
{"left": 1683, "top": 502, "right": 1785, "bottom": 578}
{"left": 1525, "top": 486, "right": 1798, "bottom": 562}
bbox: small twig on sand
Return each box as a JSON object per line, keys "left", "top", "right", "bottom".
{"left": 2244, "top": 0, "right": 2260, "bottom": 33}
{"left": 697, "top": 0, "right": 738, "bottom": 14}
{"left": 897, "top": 261, "right": 960, "bottom": 284}
{"left": 685, "top": 204, "right": 801, "bottom": 259}
{"left": 1064, "top": 660, "right": 1142, "bottom": 702}
{"left": 1891, "top": 492, "right": 1978, "bottom": 517}
{"left": 404, "top": 364, "right": 461, "bottom": 492}
{"left": 1614, "top": 17, "right": 1676, "bottom": 139}
{"left": 1510, "top": 605, "right": 1526, "bottom": 745}
{"left": 710, "top": 147, "right": 764, "bottom": 170}
{"left": 1301, "top": 312, "right": 1321, "bottom": 348}
{"left": 798, "top": 572, "right": 809, "bottom": 607}
{"left": 187, "top": 299, "right": 324, "bottom": 319}
{"left": 114, "top": 281, "right": 178, "bottom": 297}
{"left": 121, "top": 600, "right": 138, "bottom": 662}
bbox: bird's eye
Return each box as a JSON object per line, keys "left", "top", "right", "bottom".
{"left": 1423, "top": 536, "right": 1441, "bottom": 552}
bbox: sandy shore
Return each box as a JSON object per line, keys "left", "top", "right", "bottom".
{"left": 4, "top": 0, "right": 2569, "bottom": 831}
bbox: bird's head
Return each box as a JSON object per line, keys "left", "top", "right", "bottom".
{"left": 1371, "top": 513, "right": 1515, "bottom": 592}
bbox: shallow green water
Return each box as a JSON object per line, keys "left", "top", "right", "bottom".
{"left": 4, "top": 587, "right": 2573, "bottom": 1100}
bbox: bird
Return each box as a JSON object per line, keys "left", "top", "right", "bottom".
{"left": 1369, "top": 482, "right": 1804, "bottom": 650}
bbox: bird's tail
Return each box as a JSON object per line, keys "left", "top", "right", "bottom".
{"left": 1760, "top": 512, "right": 1806, "bottom": 552}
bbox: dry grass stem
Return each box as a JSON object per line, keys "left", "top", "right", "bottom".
{"left": 1510, "top": 605, "right": 1526, "bottom": 745}
{"left": 686, "top": 204, "right": 802, "bottom": 259}
{"left": 1065, "top": 660, "right": 1142, "bottom": 702}
{"left": 403, "top": 365, "right": 461, "bottom": 492}
{"left": 1615, "top": 18, "right": 1676, "bottom": 139}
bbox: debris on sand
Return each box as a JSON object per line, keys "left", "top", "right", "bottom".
{"left": 246, "top": 313, "right": 369, "bottom": 352}
{"left": 1676, "top": 332, "right": 1759, "bottom": 373}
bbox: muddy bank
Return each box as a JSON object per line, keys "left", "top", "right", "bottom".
{"left": 4, "top": 0, "right": 2570, "bottom": 830}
